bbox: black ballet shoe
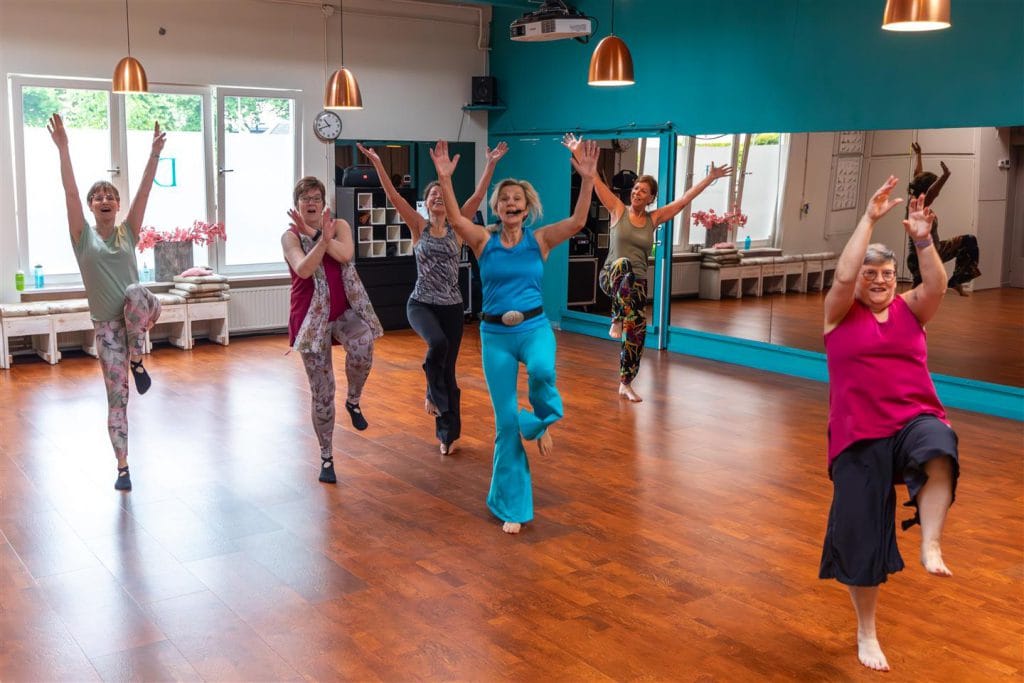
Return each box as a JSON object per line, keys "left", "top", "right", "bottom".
{"left": 319, "top": 456, "right": 337, "bottom": 484}
{"left": 115, "top": 466, "right": 132, "bottom": 491}
{"left": 130, "top": 360, "right": 152, "bottom": 395}
{"left": 345, "top": 402, "right": 368, "bottom": 431}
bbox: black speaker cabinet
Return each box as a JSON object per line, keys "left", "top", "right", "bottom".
{"left": 471, "top": 76, "right": 497, "bottom": 105}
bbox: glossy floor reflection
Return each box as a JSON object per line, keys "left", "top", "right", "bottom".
{"left": 0, "top": 330, "right": 1020, "bottom": 680}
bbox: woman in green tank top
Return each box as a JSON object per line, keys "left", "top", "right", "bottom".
{"left": 564, "top": 134, "right": 730, "bottom": 402}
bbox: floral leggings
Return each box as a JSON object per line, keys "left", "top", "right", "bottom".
{"left": 300, "top": 309, "right": 375, "bottom": 457}
{"left": 94, "top": 284, "right": 161, "bottom": 462}
{"left": 599, "top": 258, "right": 648, "bottom": 385}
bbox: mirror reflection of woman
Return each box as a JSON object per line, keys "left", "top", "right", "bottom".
{"left": 48, "top": 113, "right": 165, "bottom": 491}
{"left": 905, "top": 142, "right": 981, "bottom": 295}
{"left": 563, "top": 134, "right": 731, "bottom": 402}
{"left": 429, "top": 139, "right": 599, "bottom": 534}
{"left": 357, "top": 142, "right": 508, "bottom": 455}
{"left": 820, "top": 176, "right": 960, "bottom": 672}
{"left": 282, "top": 177, "right": 383, "bottom": 484}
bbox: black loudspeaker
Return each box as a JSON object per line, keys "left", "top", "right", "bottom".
{"left": 471, "top": 76, "right": 497, "bottom": 105}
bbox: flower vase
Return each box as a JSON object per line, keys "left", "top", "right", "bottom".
{"left": 704, "top": 222, "right": 730, "bottom": 248}
{"left": 154, "top": 242, "right": 194, "bottom": 282}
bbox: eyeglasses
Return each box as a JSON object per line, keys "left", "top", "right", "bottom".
{"left": 92, "top": 194, "right": 118, "bottom": 202}
{"left": 298, "top": 195, "right": 324, "bottom": 204}
{"left": 861, "top": 268, "right": 897, "bottom": 282}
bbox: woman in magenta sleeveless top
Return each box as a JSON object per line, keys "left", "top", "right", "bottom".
{"left": 819, "top": 176, "right": 960, "bottom": 673}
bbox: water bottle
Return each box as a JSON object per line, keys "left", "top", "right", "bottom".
{"left": 14, "top": 270, "right": 25, "bottom": 291}
{"left": 33, "top": 264, "right": 44, "bottom": 289}
{"left": 744, "top": 235, "right": 751, "bottom": 250}
{"left": 141, "top": 262, "right": 153, "bottom": 283}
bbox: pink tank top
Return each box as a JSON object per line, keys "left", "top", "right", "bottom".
{"left": 286, "top": 228, "right": 348, "bottom": 346}
{"left": 824, "top": 296, "right": 948, "bottom": 471}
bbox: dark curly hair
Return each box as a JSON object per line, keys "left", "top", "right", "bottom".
{"left": 908, "top": 172, "right": 937, "bottom": 197}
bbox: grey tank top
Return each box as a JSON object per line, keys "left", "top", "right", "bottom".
{"left": 411, "top": 222, "right": 463, "bottom": 306}
{"left": 605, "top": 210, "right": 655, "bottom": 279}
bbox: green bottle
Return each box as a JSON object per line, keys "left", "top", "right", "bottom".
{"left": 14, "top": 270, "right": 25, "bottom": 291}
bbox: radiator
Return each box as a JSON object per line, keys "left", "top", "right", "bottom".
{"left": 228, "top": 286, "right": 290, "bottom": 332}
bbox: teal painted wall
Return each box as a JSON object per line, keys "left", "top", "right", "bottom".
{"left": 489, "top": 0, "right": 1024, "bottom": 135}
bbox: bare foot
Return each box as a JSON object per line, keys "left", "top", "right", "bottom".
{"left": 439, "top": 441, "right": 455, "bottom": 456}
{"left": 921, "top": 540, "right": 953, "bottom": 576}
{"left": 537, "top": 430, "right": 553, "bottom": 457}
{"left": 618, "top": 383, "right": 643, "bottom": 402}
{"left": 424, "top": 398, "right": 441, "bottom": 417}
{"left": 502, "top": 522, "right": 521, "bottom": 534}
{"left": 609, "top": 320, "right": 623, "bottom": 339}
{"left": 953, "top": 284, "right": 971, "bottom": 297}
{"left": 857, "top": 636, "right": 890, "bottom": 671}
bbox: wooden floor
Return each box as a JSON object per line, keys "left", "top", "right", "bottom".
{"left": 1, "top": 329, "right": 1021, "bottom": 681}
{"left": 665, "top": 287, "right": 1024, "bottom": 387}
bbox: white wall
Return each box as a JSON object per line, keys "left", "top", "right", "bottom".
{"left": 777, "top": 127, "right": 1013, "bottom": 290}
{"left": 0, "top": 0, "right": 492, "bottom": 302}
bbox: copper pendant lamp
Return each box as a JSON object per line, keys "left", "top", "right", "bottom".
{"left": 882, "top": 0, "right": 951, "bottom": 31}
{"left": 324, "top": 1, "right": 363, "bottom": 110}
{"left": 588, "top": 0, "right": 634, "bottom": 86}
{"left": 112, "top": 0, "right": 148, "bottom": 93}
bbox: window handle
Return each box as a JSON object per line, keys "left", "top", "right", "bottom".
{"left": 107, "top": 166, "right": 121, "bottom": 176}
{"left": 218, "top": 167, "right": 234, "bottom": 174}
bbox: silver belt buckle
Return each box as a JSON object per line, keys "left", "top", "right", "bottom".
{"left": 500, "top": 310, "right": 524, "bottom": 326}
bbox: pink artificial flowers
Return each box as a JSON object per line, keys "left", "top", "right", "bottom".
{"left": 137, "top": 220, "right": 226, "bottom": 252}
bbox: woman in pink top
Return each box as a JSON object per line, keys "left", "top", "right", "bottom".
{"left": 820, "top": 177, "right": 959, "bottom": 673}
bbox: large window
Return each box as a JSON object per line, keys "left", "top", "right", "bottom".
{"left": 11, "top": 78, "right": 298, "bottom": 286}
{"left": 17, "top": 84, "right": 114, "bottom": 281}
{"left": 125, "top": 91, "right": 212, "bottom": 269}
{"left": 217, "top": 91, "right": 299, "bottom": 272}
{"left": 672, "top": 133, "right": 788, "bottom": 251}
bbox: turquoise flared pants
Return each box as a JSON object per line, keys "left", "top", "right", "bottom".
{"left": 480, "top": 323, "right": 563, "bottom": 524}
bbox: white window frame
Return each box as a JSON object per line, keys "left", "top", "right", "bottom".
{"left": 214, "top": 87, "right": 302, "bottom": 276}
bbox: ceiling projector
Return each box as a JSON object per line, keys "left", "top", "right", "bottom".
{"left": 509, "top": 1, "right": 593, "bottom": 42}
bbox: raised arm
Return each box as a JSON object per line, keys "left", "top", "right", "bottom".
{"left": 562, "top": 133, "right": 624, "bottom": 221}
{"left": 282, "top": 206, "right": 344, "bottom": 278}
{"left": 911, "top": 142, "right": 923, "bottom": 177}
{"left": 923, "top": 161, "right": 950, "bottom": 207}
{"left": 429, "top": 141, "right": 490, "bottom": 257}
{"left": 47, "top": 114, "right": 86, "bottom": 244}
{"left": 461, "top": 142, "right": 507, "bottom": 219}
{"left": 824, "top": 176, "right": 904, "bottom": 331}
{"left": 649, "top": 162, "right": 732, "bottom": 227}
{"left": 535, "top": 140, "right": 599, "bottom": 258}
{"left": 125, "top": 122, "right": 167, "bottom": 239}
{"left": 357, "top": 143, "right": 427, "bottom": 237}
{"left": 901, "top": 194, "right": 946, "bottom": 324}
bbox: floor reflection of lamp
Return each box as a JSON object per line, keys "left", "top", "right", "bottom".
{"left": 112, "top": 0, "right": 148, "bottom": 93}
{"left": 882, "top": 0, "right": 951, "bottom": 31}
{"left": 588, "top": 0, "right": 634, "bottom": 86}
{"left": 324, "top": 0, "right": 363, "bottom": 109}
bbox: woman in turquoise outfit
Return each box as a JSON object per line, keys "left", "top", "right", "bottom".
{"left": 429, "top": 139, "right": 599, "bottom": 534}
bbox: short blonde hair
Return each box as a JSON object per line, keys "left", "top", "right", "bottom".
{"left": 488, "top": 179, "right": 542, "bottom": 230}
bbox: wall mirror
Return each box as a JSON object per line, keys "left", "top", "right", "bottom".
{"left": 565, "top": 127, "right": 1023, "bottom": 389}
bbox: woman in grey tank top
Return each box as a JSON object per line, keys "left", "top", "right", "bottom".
{"left": 358, "top": 142, "right": 507, "bottom": 454}
{"left": 564, "top": 134, "right": 731, "bottom": 402}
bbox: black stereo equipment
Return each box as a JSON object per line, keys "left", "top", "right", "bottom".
{"left": 471, "top": 76, "right": 497, "bottom": 105}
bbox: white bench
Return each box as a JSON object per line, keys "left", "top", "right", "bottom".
{"left": 47, "top": 299, "right": 97, "bottom": 361}
{"left": 145, "top": 293, "right": 191, "bottom": 352}
{"left": 188, "top": 300, "right": 229, "bottom": 346}
{"left": 0, "top": 303, "right": 57, "bottom": 369}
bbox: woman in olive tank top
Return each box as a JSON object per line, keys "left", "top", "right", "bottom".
{"left": 563, "top": 134, "right": 731, "bottom": 402}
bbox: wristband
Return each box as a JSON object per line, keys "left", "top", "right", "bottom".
{"left": 914, "top": 238, "right": 933, "bottom": 250}
{"left": 311, "top": 229, "right": 322, "bottom": 242}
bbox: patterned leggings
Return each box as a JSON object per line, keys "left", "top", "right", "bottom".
{"left": 300, "top": 309, "right": 375, "bottom": 456}
{"left": 599, "top": 258, "right": 648, "bottom": 385}
{"left": 908, "top": 234, "right": 982, "bottom": 288}
{"left": 94, "top": 284, "right": 161, "bottom": 463}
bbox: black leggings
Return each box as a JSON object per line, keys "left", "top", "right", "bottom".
{"left": 406, "top": 298, "right": 464, "bottom": 444}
